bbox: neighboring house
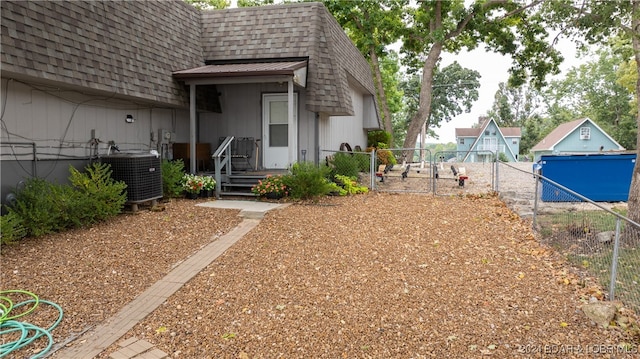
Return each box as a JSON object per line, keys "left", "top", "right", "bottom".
{"left": 0, "top": 1, "right": 381, "bottom": 204}
{"left": 455, "top": 117, "right": 521, "bottom": 162}
{"left": 530, "top": 118, "right": 625, "bottom": 162}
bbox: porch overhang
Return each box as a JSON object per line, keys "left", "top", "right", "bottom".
{"left": 173, "top": 60, "right": 305, "bottom": 175}
{"left": 173, "top": 60, "right": 308, "bottom": 87}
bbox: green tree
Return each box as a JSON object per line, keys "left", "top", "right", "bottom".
{"left": 577, "top": 48, "right": 635, "bottom": 149}
{"left": 379, "top": 52, "right": 407, "bottom": 147}
{"left": 543, "top": 0, "right": 639, "bottom": 225}
{"left": 400, "top": 61, "right": 480, "bottom": 146}
{"left": 541, "top": 46, "right": 635, "bottom": 148}
{"left": 487, "top": 82, "right": 556, "bottom": 156}
{"left": 519, "top": 113, "right": 552, "bottom": 155}
{"left": 322, "top": 0, "right": 407, "bottom": 141}
{"left": 395, "top": 73, "right": 420, "bottom": 147}
{"left": 431, "top": 61, "right": 480, "bottom": 129}
{"left": 183, "top": 0, "right": 230, "bottom": 10}
{"left": 487, "top": 82, "right": 541, "bottom": 128}
{"left": 399, "top": 0, "right": 563, "bottom": 155}
{"left": 238, "top": 0, "right": 276, "bottom": 6}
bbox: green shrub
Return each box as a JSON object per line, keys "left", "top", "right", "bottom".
{"left": 284, "top": 162, "right": 334, "bottom": 200}
{"left": 498, "top": 152, "right": 509, "bottom": 162}
{"left": 251, "top": 174, "right": 289, "bottom": 197}
{"left": 162, "top": 159, "right": 186, "bottom": 197}
{"left": 353, "top": 152, "right": 371, "bottom": 172}
{"left": 376, "top": 148, "right": 397, "bottom": 165}
{"left": 8, "top": 178, "right": 69, "bottom": 237}
{"left": 334, "top": 175, "right": 368, "bottom": 195}
{"left": 7, "top": 163, "right": 126, "bottom": 238}
{"left": 0, "top": 211, "right": 27, "bottom": 245}
{"left": 69, "top": 162, "right": 127, "bottom": 223}
{"left": 54, "top": 184, "right": 90, "bottom": 230}
{"left": 326, "top": 181, "right": 347, "bottom": 196}
{"left": 368, "top": 130, "right": 391, "bottom": 148}
{"left": 329, "top": 152, "right": 360, "bottom": 178}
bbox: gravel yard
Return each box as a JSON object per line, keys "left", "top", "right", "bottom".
{"left": 2, "top": 192, "right": 638, "bottom": 358}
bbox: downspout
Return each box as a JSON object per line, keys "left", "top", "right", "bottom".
{"left": 189, "top": 84, "right": 196, "bottom": 174}
{"left": 288, "top": 78, "right": 296, "bottom": 166}
{"left": 315, "top": 112, "right": 320, "bottom": 165}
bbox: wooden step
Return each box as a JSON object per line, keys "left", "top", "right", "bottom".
{"left": 228, "top": 174, "right": 266, "bottom": 180}
{"left": 219, "top": 191, "right": 257, "bottom": 197}
{"left": 222, "top": 182, "right": 256, "bottom": 188}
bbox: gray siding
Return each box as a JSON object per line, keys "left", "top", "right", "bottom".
{"left": 198, "top": 83, "right": 318, "bottom": 164}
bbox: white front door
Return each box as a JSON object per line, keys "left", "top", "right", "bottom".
{"left": 262, "top": 94, "right": 297, "bottom": 169}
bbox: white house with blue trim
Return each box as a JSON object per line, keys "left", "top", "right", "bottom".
{"left": 531, "top": 118, "right": 625, "bottom": 162}
{"left": 455, "top": 117, "right": 521, "bottom": 162}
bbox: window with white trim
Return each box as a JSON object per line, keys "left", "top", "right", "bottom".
{"left": 580, "top": 127, "right": 590, "bottom": 140}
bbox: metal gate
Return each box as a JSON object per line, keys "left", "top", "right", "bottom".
{"left": 432, "top": 151, "right": 497, "bottom": 196}
{"left": 370, "top": 147, "right": 435, "bottom": 193}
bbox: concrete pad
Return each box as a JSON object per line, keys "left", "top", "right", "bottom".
{"left": 197, "top": 200, "right": 287, "bottom": 218}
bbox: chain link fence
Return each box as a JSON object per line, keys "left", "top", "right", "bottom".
{"left": 320, "top": 149, "right": 375, "bottom": 188}
{"left": 369, "top": 147, "right": 435, "bottom": 193}
{"left": 433, "top": 151, "right": 496, "bottom": 196}
{"left": 320, "top": 148, "right": 499, "bottom": 195}
{"left": 321, "top": 147, "right": 435, "bottom": 193}
{"left": 498, "top": 161, "right": 640, "bottom": 312}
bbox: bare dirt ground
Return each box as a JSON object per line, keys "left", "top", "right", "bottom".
{"left": 2, "top": 193, "right": 639, "bottom": 358}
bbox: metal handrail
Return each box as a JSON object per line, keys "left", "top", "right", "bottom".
{"left": 212, "top": 136, "right": 234, "bottom": 198}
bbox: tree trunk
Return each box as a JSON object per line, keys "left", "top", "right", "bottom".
{"left": 401, "top": 41, "right": 443, "bottom": 156}
{"left": 369, "top": 47, "right": 394, "bottom": 140}
{"left": 626, "top": 0, "right": 640, "bottom": 227}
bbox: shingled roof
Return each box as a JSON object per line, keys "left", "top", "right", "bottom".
{"left": 196, "top": 2, "right": 378, "bottom": 116}
{"left": 1, "top": 0, "right": 202, "bottom": 107}
{"left": 2, "top": 1, "right": 378, "bottom": 118}
{"left": 530, "top": 118, "right": 625, "bottom": 152}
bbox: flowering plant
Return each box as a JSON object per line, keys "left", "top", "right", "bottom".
{"left": 201, "top": 175, "right": 216, "bottom": 191}
{"left": 181, "top": 173, "right": 204, "bottom": 194}
{"left": 251, "top": 175, "right": 289, "bottom": 197}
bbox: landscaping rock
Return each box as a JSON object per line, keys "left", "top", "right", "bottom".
{"left": 596, "top": 231, "right": 615, "bottom": 243}
{"left": 582, "top": 302, "right": 617, "bottom": 328}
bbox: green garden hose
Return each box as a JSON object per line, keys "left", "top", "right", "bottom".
{"left": 0, "top": 296, "right": 13, "bottom": 322}
{"left": 0, "top": 290, "right": 63, "bottom": 359}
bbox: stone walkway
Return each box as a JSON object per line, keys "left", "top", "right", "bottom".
{"left": 52, "top": 201, "right": 286, "bottom": 359}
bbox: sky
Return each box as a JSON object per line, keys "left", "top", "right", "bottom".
{"left": 431, "top": 40, "right": 584, "bottom": 144}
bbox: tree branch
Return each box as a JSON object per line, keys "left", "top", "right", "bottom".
{"left": 559, "top": 0, "right": 633, "bottom": 34}
{"left": 499, "top": 0, "right": 545, "bottom": 20}
{"left": 444, "top": 0, "right": 520, "bottom": 41}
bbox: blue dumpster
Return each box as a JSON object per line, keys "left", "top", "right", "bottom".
{"left": 539, "top": 153, "right": 636, "bottom": 202}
